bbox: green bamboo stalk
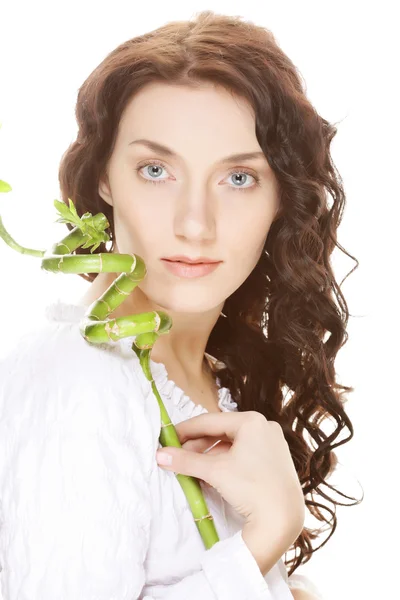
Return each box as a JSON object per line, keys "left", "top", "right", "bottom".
{"left": 0, "top": 164, "right": 220, "bottom": 548}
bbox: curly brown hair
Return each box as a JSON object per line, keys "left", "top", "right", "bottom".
{"left": 57, "top": 10, "right": 363, "bottom": 577}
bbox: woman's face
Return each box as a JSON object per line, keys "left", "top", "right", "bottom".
{"left": 98, "top": 81, "right": 280, "bottom": 316}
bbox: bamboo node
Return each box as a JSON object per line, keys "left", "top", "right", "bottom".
{"left": 194, "top": 513, "right": 214, "bottom": 522}
{"left": 114, "top": 282, "right": 130, "bottom": 295}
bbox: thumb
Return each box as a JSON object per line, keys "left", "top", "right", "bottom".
{"left": 156, "top": 447, "right": 214, "bottom": 482}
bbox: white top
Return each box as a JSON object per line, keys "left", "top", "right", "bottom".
{"left": 0, "top": 300, "right": 324, "bottom": 599}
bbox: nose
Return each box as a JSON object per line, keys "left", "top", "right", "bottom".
{"left": 174, "top": 188, "right": 216, "bottom": 241}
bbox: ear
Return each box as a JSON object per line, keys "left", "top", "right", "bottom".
{"left": 98, "top": 176, "right": 113, "bottom": 207}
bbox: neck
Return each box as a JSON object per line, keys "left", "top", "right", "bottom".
{"left": 79, "top": 271, "right": 224, "bottom": 382}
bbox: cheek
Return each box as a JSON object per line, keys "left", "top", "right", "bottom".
{"left": 231, "top": 209, "right": 272, "bottom": 254}
{"left": 114, "top": 202, "right": 159, "bottom": 233}
{"left": 113, "top": 206, "right": 163, "bottom": 254}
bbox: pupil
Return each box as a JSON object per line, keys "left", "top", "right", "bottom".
{"left": 234, "top": 173, "right": 246, "bottom": 185}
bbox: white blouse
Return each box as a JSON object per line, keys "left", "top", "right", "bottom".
{"left": 0, "top": 300, "right": 324, "bottom": 599}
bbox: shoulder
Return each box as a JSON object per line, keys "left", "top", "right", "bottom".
{"left": 0, "top": 318, "right": 162, "bottom": 481}
{"left": 0, "top": 319, "right": 160, "bottom": 597}
{"left": 1, "top": 316, "right": 130, "bottom": 387}
{"left": 0, "top": 315, "right": 147, "bottom": 401}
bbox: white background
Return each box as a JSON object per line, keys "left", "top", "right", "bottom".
{"left": 0, "top": 1, "right": 398, "bottom": 598}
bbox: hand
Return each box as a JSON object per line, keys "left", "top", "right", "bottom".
{"left": 156, "top": 411, "right": 305, "bottom": 562}
{"left": 179, "top": 428, "right": 232, "bottom": 489}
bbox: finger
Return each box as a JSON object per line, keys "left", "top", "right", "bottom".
{"left": 178, "top": 428, "right": 232, "bottom": 447}
{"left": 156, "top": 445, "right": 220, "bottom": 483}
{"left": 181, "top": 436, "right": 222, "bottom": 453}
{"left": 199, "top": 479, "right": 212, "bottom": 490}
{"left": 182, "top": 438, "right": 232, "bottom": 455}
{"left": 174, "top": 411, "right": 255, "bottom": 445}
{"left": 202, "top": 441, "right": 232, "bottom": 456}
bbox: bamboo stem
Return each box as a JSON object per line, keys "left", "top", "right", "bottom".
{"left": 138, "top": 347, "right": 220, "bottom": 549}
{"left": 0, "top": 190, "right": 221, "bottom": 550}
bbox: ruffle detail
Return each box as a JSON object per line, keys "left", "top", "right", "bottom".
{"left": 145, "top": 358, "right": 238, "bottom": 418}
{"left": 44, "top": 299, "right": 238, "bottom": 417}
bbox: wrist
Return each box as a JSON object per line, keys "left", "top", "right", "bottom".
{"left": 242, "top": 519, "right": 285, "bottom": 577}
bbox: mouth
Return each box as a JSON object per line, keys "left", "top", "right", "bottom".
{"left": 161, "top": 259, "right": 221, "bottom": 278}
{"left": 161, "top": 253, "right": 222, "bottom": 265}
{"left": 163, "top": 259, "right": 217, "bottom": 265}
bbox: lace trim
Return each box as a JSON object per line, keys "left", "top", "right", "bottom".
{"left": 146, "top": 358, "right": 238, "bottom": 414}
{"left": 45, "top": 299, "right": 238, "bottom": 414}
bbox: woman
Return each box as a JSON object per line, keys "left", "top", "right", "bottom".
{"left": 0, "top": 10, "right": 361, "bottom": 599}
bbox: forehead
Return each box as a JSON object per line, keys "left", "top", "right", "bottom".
{"left": 119, "top": 81, "right": 257, "bottom": 145}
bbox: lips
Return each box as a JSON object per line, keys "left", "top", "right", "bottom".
{"left": 167, "top": 260, "right": 207, "bottom": 264}
{"left": 164, "top": 260, "right": 213, "bottom": 265}
{"left": 162, "top": 254, "right": 221, "bottom": 264}
{"left": 162, "top": 259, "right": 221, "bottom": 278}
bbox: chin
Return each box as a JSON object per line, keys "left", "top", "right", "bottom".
{"left": 148, "top": 295, "right": 217, "bottom": 315}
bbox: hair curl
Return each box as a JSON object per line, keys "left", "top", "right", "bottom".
{"left": 57, "top": 10, "right": 363, "bottom": 577}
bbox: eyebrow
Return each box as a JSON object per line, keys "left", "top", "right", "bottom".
{"left": 128, "top": 138, "right": 266, "bottom": 165}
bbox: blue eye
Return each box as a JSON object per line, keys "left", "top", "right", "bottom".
{"left": 227, "top": 171, "right": 258, "bottom": 190}
{"left": 135, "top": 160, "right": 261, "bottom": 191}
{"left": 141, "top": 163, "right": 168, "bottom": 182}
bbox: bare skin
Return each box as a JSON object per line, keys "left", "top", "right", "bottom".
{"left": 290, "top": 589, "right": 321, "bottom": 600}
{"left": 80, "top": 272, "right": 222, "bottom": 412}
{"left": 78, "top": 84, "right": 321, "bottom": 592}
{"left": 80, "top": 81, "right": 281, "bottom": 408}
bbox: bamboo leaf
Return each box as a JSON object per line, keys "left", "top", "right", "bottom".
{"left": 53, "top": 199, "right": 72, "bottom": 218}
{"left": 91, "top": 243, "right": 100, "bottom": 253}
{"left": 53, "top": 199, "right": 81, "bottom": 227}
{"left": 68, "top": 198, "right": 79, "bottom": 219}
{"left": 0, "top": 180, "right": 12, "bottom": 193}
{"left": 81, "top": 239, "right": 93, "bottom": 249}
{"left": 83, "top": 225, "right": 98, "bottom": 239}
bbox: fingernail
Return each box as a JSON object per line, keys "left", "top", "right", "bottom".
{"left": 156, "top": 450, "right": 173, "bottom": 466}
{"left": 203, "top": 439, "right": 222, "bottom": 454}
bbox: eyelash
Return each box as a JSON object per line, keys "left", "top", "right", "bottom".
{"left": 135, "top": 160, "right": 261, "bottom": 192}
